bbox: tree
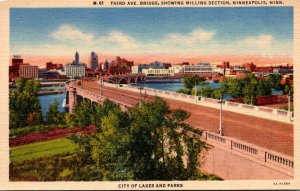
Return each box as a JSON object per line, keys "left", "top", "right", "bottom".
{"left": 256, "top": 79, "right": 272, "bottom": 97}
{"left": 224, "top": 78, "right": 244, "bottom": 98}
{"left": 183, "top": 75, "right": 206, "bottom": 90}
{"left": 128, "top": 97, "right": 207, "bottom": 180}
{"left": 46, "top": 100, "right": 65, "bottom": 125}
{"left": 177, "top": 88, "right": 192, "bottom": 95}
{"left": 72, "top": 99, "right": 94, "bottom": 128}
{"left": 243, "top": 74, "right": 258, "bottom": 105}
{"left": 283, "top": 84, "right": 293, "bottom": 95}
{"left": 69, "top": 98, "right": 215, "bottom": 180}
{"left": 91, "top": 108, "right": 132, "bottom": 180}
{"left": 267, "top": 74, "right": 282, "bottom": 90}
{"left": 9, "top": 79, "right": 43, "bottom": 128}
{"left": 196, "top": 87, "right": 214, "bottom": 98}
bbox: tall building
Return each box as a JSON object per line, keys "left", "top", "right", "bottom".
{"left": 75, "top": 51, "right": 79, "bottom": 65}
{"left": 19, "top": 65, "right": 39, "bottom": 79}
{"left": 103, "top": 60, "right": 109, "bottom": 71}
{"left": 90, "top": 52, "right": 98, "bottom": 70}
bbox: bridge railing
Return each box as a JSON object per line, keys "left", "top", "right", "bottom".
{"left": 108, "top": 83, "right": 292, "bottom": 123}
{"left": 74, "top": 84, "right": 133, "bottom": 110}
{"left": 201, "top": 129, "right": 293, "bottom": 177}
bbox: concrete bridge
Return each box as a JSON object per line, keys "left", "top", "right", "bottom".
{"left": 102, "top": 74, "right": 146, "bottom": 84}
{"left": 65, "top": 80, "right": 294, "bottom": 180}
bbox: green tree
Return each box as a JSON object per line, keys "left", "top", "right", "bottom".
{"left": 267, "top": 74, "right": 282, "bottom": 90}
{"left": 183, "top": 75, "right": 205, "bottom": 90}
{"left": 72, "top": 99, "right": 94, "bottom": 128}
{"left": 91, "top": 108, "right": 132, "bottom": 180}
{"left": 256, "top": 79, "right": 272, "bottom": 97}
{"left": 243, "top": 74, "right": 258, "bottom": 104}
{"left": 128, "top": 97, "right": 207, "bottom": 180}
{"left": 69, "top": 98, "right": 215, "bottom": 181}
{"left": 283, "top": 84, "right": 293, "bottom": 95}
{"left": 46, "top": 100, "right": 65, "bottom": 125}
{"left": 177, "top": 88, "right": 192, "bottom": 95}
{"left": 196, "top": 87, "right": 214, "bottom": 98}
{"left": 224, "top": 78, "right": 244, "bottom": 98}
{"left": 9, "top": 79, "right": 43, "bottom": 128}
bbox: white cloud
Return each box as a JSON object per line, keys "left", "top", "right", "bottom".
{"left": 240, "top": 34, "right": 273, "bottom": 49}
{"left": 164, "top": 28, "right": 215, "bottom": 45}
{"left": 52, "top": 24, "right": 94, "bottom": 42}
{"left": 51, "top": 24, "right": 139, "bottom": 51}
{"left": 105, "top": 30, "right": 139, "bottom": 49}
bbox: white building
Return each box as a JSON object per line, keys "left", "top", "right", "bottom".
{"left": 65, "top": 63, "right": 86, "bottom": 78}
{"left": 131, "top": 65, "right": 139, "bottom": 74}
{"left": 212, "top": 66, "right": 224, "bottom": 74}
{"left": 142, "top": 68, "right": 175, "bottom": 77}
{"left": 183, "top": 63, "right": 213, "bottom": 73}
{"left": 170, "top": 65, "right": 183, "bottom": 73}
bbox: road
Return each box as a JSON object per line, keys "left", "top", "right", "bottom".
{"left": 80, "top": 81, "right": 293, "bottom": 156}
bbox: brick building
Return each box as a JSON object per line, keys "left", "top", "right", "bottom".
{"left": 19, "top": 65, "right": 39, "bottom": 79}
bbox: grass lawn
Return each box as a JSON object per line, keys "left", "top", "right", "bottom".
{"left": 10, "top": 138, "right": 77, "bottom": 163}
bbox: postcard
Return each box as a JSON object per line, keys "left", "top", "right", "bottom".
{"left": 0, "top": 0, "right": 299, "bottom": 190}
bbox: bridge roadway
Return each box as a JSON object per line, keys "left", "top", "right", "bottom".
{"left": 80, "top": 81, "right": 293, "bottom": 156}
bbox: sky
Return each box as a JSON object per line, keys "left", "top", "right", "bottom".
{"left": 10, "top": 7, "right": 293, "bottom": 66}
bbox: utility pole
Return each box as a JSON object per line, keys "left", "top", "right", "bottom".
{"left": 288, "top": 90, "right": 291, "bottom": 121}
{"left": 100, "top": 73, "right": 103, "bottom": 96}
{"left": 219, "top": 96, "right": 224, "bottom": 136}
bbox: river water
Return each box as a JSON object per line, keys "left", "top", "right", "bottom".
{"left": 38, "top": 86, "right": 66, "bottom": 117}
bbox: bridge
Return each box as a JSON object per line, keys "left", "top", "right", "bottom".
{"left": 65, "top": 80, "right": 294, "bottom": 179}
{"left": 101, "top": 74, "right": 146, "bottom": 84}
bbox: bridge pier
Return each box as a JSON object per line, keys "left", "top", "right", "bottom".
{"left": 68, "top": 86, "right": 77, "bottom": 113}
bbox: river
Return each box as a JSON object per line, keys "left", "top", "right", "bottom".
{"left": 38, "top": 86, "right": 66, "bottom": 117}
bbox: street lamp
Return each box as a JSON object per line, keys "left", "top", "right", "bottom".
{"left": 138, "top": 87, "right": 143, "bottom": 105}
{"left": 100, "top": 73, "right": 103, "bottom": 96}
{"left": 219, "top": 95, "right": 224, "bottom": 136}
{"left": 288, "top": 90, "right": 292, "bottom": 122}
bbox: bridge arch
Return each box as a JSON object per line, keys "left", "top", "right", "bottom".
{"left": 76, "top": 95, "right": 84, "bottom": 104}
{"left": 136, "top": 75, "right": 143, "bottom": 83}
{"left": 118, "top": 78, "right": 128, "bottom": 84}
{"left": 129, "top": 77, "right": 136, "bottom": 84}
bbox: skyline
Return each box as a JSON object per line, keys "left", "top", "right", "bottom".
{"left": 10, "top": 7, "right": 293, "bottom": 66}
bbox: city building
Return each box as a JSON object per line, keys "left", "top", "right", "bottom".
{"left": 9, "top": 55, "right": 28, "bottom": 80}
{"left": 142, "top": 68, "right": 175, "bottom": 77}
{"left": 182, "top": 63, "right": 213, "bottom": 73}
{"left": 65, "top": 63, "right": 86, "bottom": 78}
{"left": 64, "top": 52, "right": 86, "bottom": 78}
{"left": 106, "top": 56, "right": 133, "bottom": 75}
{"left": 170, "top": 65, "right": 183, "bottom": 73}
{"left": 46, "top": 62, "right": 63, "bottom": 71}
{"left": 75, "top": 51, "right": 80, "bottom": 65}
{"left": 132, "top": 62, "right": 169, "bottom": 74}
{"left": 19, "top": 65, "right": 39, "bottom": 79}
{"left": 90, "top": 52, "right": 98, "bottom": 70}
{"left": 244, "top": 62, "right": 256, "bottom": 72}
